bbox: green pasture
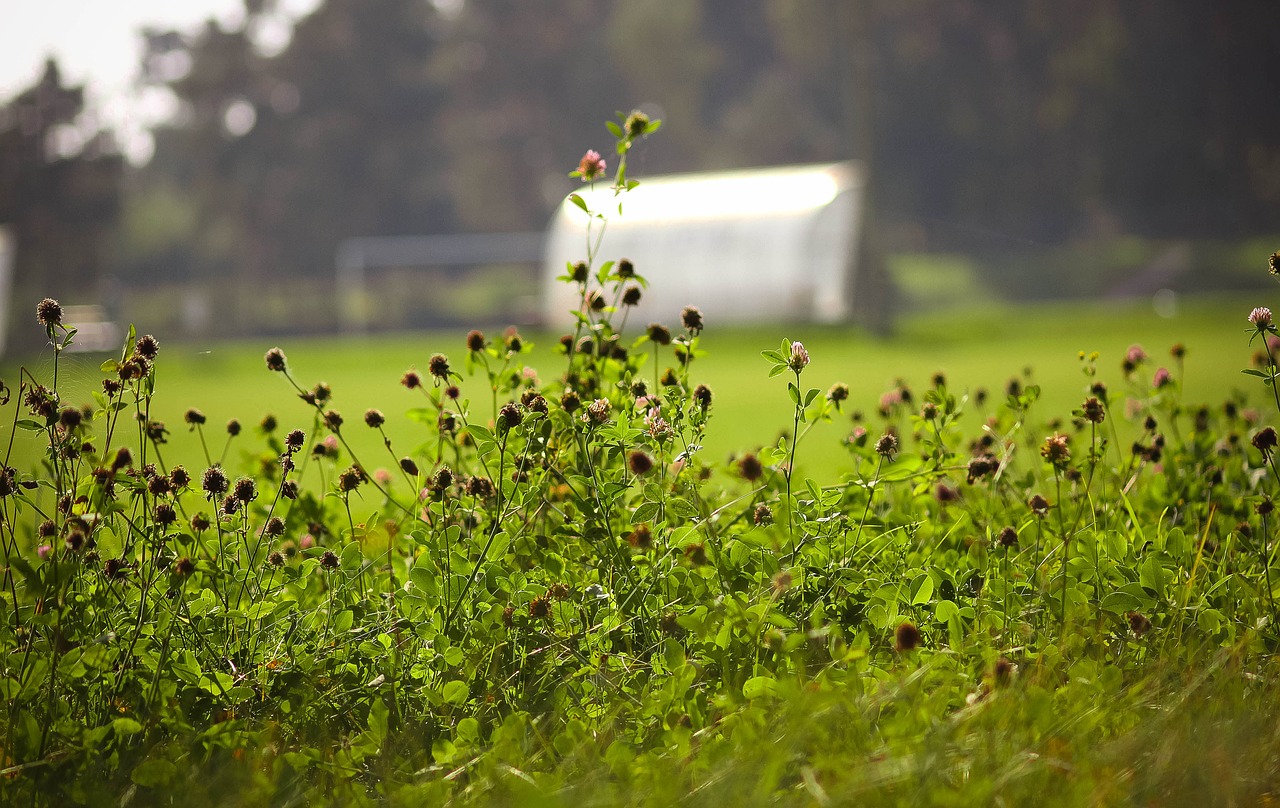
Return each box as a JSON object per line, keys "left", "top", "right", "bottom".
{"left": 4, "top": 292, "right": 1259, "bottom": 479}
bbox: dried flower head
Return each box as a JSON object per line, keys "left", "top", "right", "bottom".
{"left": 184, "top": 408, "right": 206, "bottom": 426}
{"left": 624, "top": 110, "right": 650, "bottom": 137}
{"left": 337, "top": 467, "right": 362, "bottom": 493}
{"left": 615, "top": 258, "right": 635, "bottom": 278}
{"left": 428, "top": 354, "right": 450, "bottom": 379}
{"left": 827, "top": 383, "right": 850, "bottom": 407}
{"left": 135, "top": 334, "right": 159, "bottom": 360}
{"left": 738, "top": 453, "right": 764, "bottom": 481}
{"left": 570, "top": 261, "right": 589, "bottom": 283}
{"left": 264, "top": 516, "right": 286, "bottom": 537}
{"left": 465, "top": 473, "right": 494, "bottom": 499}
{"left": 233, "top": 477, "right": 257, "bottom": 503}
{"left": 1041, "top": 433, "right": 1071, "bottom": 467}
{"left": 934, "top": 483, "right": 960, "bottom": 503}
{"left": 997, "top": 526, "right": 1018, "bottom": 548}
{"left": 875, "top": 433, "right": 898, "bottom": 459}
{"left": 693, "top": 384, "right": 713, "bottom": 410}
{"left": 753, "top": 503, "right": 773, "bottom": 526}
{"left": 966, "top": 455, "right": 998, "bottom": 484}
{"left": 627, "top": 450, "right": 654, "bottom": 476}
{"left": 497, "top": 402, "right": 523, "bottom": 434}
{"left": 1028, "top": 494, "right": 1051, "bottom": 517}
{"left": 285, "top": 429, "right": 305, "bottom": 452}
{"left": 154, "top": 502, "right": 177, "bottom": 526}
{"left": 431, "top": 465, "right": 454, "bottom": 493}
{"left": 772, "top": 570, "right": 792, "bottom": 593}
{"left": 399, "top": 457, "right": 419, "bottom": 476}
{"left": 683, "top": 543, "right": 708, "bottom": 566}
{"left": 364, "top": 408, "right": 385, "bottom": 428}
{"left": 320, "top": 550, "right": 340, "bottom": 570}
{"left": 647, "top": 323, "right": 672, "bottom": 345}
{"left": 1127, "top": 611, "right": 1152, "bottom": 637}
{"left": 1082, "top": 397, "right": 1105, "bottom": 424}
{"left": 992, "top": 657, "right": 1015, "bottom": 686}
{"left": 1252, "top": 426, "right": 1278, "bottom": 456}
{"left": 147, "top": 475, "right": 172, "bottom": 497}
{"left": 585, "top": 398, "right": 611, "bottom": 425}
{"left": 1270, "top": 250, "right": 1280, "bottom": 276}
{"left": 202, "top": 466, "right": 229, "bottom": 498}
{"left": 37, "top": 298, "right": 63, "bottom": 328}
{"left": 466, "top": 330, "right": 486, "bottom": 352}
{"left": 401, "top": 369, "right": 422, "bottom": 389}
{"left": 622, "top": 285, "right": 642, "bottom": 306}
{"left": 681, "top": 305, "right": 704, "bottom": 333}
{"left": 894, "top": 621, "right": 922, "bottom": 652}
{"left": 264, "top": 347, "right": 287, "bottom": 372}
{"left": 627, "top": 523, "right": 653, "bottom": 550}
{"left": 323, "top": 410, "right": 343, "bottom": 431}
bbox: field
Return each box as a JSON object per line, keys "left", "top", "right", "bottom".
{"left": 8, "top": 293, "right": 1254, "bottom": 476}
{"left": 2, "top": 281, "right": 1279, "bottom": 807}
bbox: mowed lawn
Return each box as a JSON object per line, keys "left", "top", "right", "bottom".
{"left": 3, "top": 293, "right": 1261, "bottom": 480}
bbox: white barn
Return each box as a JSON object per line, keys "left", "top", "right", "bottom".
{"left": 542, "top": 161, "right": 864, "bottom": 327}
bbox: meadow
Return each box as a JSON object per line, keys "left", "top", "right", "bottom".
{"left": 9, "top": 293, "right": 1252, "bottom": 479}
{"left": 2, "top": 113, "right": 1279, "bottom": 806}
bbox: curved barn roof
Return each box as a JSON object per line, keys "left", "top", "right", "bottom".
{"left": 542, "top": 161, "right": 863, "bottom": 326}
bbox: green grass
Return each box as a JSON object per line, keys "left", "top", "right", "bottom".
{"left": 6, "top": 292, "right": 1255, "bottom": 477}
{"left": 3, "top": 288, "right": 1279, "bottom": 806}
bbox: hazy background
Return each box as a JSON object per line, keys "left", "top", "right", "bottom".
{"left": 3, "top": 0, "right": 1279, "bottom": 352}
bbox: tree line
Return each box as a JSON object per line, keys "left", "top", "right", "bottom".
{"left": 3, "top": 0, "right": 1279, "bottom": 335}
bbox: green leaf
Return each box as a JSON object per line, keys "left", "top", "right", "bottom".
{"left": 934, "top": 600, "right": 960, "bottom": 623}
{"left": 633, "top": 502, "right": 660, "bottom": 524}
{"left": 606, "top": 120, "right": 624, "bottom": 138}
{"left": 662, "top": 639, "right": 685, "bottom": 671}
{"left": 909, "top": 574, "right": 934, "bottom": 605}
{"left": 1099, "top": 590, "right": 1144, "bottom": 615}
{"left": 667, "top": 497, "right": 699, "bottom": 519}
{"left": 466, "top": 424, "right": 494, "bottom": 444}
{"left": 432, "top": 738, "right": 458, "bottom": 764}
{"left": 442, "top": 680, "right": 469, "bottom": 706}
{"left": 131, "top": 759, "right": 176, "bottom": 788}
{"left": 743, "top": 675, "right": 779, "bottom": 699}
{"left": 568, "top": 193, "right": 588, "bottom": 213}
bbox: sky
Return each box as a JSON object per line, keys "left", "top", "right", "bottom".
{"left": 0, "top": 0, "right": 320, "bottom": 163}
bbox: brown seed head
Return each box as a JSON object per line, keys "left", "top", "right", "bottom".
{"left": 135, "top": 334, "right": 159, "bottom": 360}
{"left": 264, "top": 347, "right": 287, "bottom": 372}
{"left": 37, "top": 298, "right": 63, "bottom": 328}
{"left": 895, "top": 621, "right": 922, "bottom": 652}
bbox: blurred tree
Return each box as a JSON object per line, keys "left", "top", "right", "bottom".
{"left": 0, "top": 58, "right": 123, "bottom": 349}
{"left": 131, "top": 0, "right": 452, "bottom": 295}
{"left": 116, "top": 0, "right": 1280, "bottom": 331}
